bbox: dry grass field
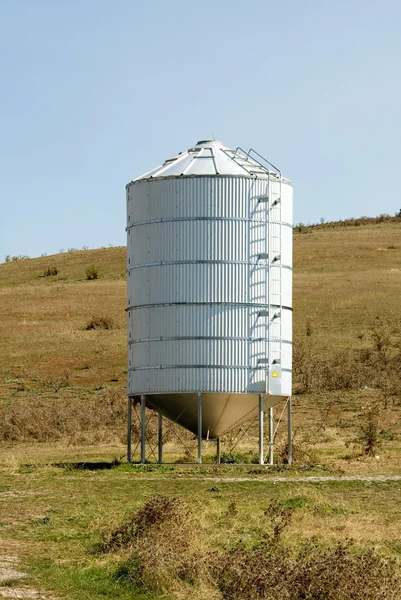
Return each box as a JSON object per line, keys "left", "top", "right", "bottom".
{"left": 0, "top": 219, "right": 400, "bottom": 599}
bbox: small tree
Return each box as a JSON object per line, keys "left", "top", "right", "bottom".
{"left": 358, "top": 405, "right": 380, "bottom": 456}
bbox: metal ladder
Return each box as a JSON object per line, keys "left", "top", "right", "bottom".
{"left": 222, "top": 147, "right": 281, "bottom": 178}
{"left": 224, "top": 147, "right": 283, "bottom": 391}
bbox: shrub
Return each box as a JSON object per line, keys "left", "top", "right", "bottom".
{"left": 85, "top": 264, "right": 103, "bottom": 280}
{"left": 84, "top": 316, "right": 116, "bottom": 330}
{"left": 43, "top": 265, "right": 58, "bottom": 277}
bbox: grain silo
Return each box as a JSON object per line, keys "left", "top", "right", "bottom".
{"left": 126, "top": 139, "right": 293, "bottom": 464}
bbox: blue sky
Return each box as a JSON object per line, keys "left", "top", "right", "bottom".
{"left": 1, "top": 0, "right": 400, "bottom": 259}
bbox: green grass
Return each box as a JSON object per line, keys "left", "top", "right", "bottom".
{"left": 1, "top": 465, "right": 401, "bottom": 598}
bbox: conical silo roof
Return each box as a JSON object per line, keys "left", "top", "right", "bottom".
{"left": 132, "top": 139, "right": 275, "bottom": 181}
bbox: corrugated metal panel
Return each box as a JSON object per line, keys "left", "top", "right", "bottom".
{"left": 128, "top": 173, "right": 292, "bottom": 393}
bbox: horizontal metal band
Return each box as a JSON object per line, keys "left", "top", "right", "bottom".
{"left": 129, "top": 365, "right": 292, "bottom": 373}
{"left": 129, "top": 336, "right": 292, "bottom": 345}
{"left": 126, "top": 216, "right": 293, "bottom": 229}
{"left": 128, "top": 260, "right": 292, "bottom": 271}
{"left": 127, "top": 302, "right": 293, "bottom": 312}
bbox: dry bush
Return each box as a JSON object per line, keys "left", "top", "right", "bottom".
{"left": 263, "top": 499, "right": 294, "bottom": 541}
{"left": 217, "top": 539, "right": 401, "bottom": 600}
{"left": 85, "top": 264, "right": 103, "bottom": 280}
{"left": 84, "top": 316, "right": 116, "bottom": 330}
{"left": 216, "top": 542, "right": 290, "bottom": 600}
{"left": 103, "top": 495, "right": 215, "bottom": 596}
{"left": 43, "top": 265, "right": 58, "bottom": 276}
{"left": 46, "top": 371, "right": 70, "bottom": 393}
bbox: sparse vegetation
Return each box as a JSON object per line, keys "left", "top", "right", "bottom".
{"left": 0, "top": 389, "right": 126, "bottom": 443}
{"left": 294, "top": 222, "right": 310, "bottom": 233}
{"left": 85, "top": 316, "right": 116, "bottom": 330}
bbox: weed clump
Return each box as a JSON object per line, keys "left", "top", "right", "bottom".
{"left": 103, "top": 495, "right": 212, "bottom": 595}
{"left": 84, "top": 316, "right": 116, "bottom": 330}
{"left": 85, "top": 264, "right": 103, "bottom": 280}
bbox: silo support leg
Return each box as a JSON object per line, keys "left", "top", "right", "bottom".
{"left": 269, "top": 407, "right": 274, "bottom": 465}
{"left": 287, "top": 397, "right": 292, "bottom": 466}
{"left": 158, "top": 412, "right": 163, "bottom": 465}
{"left": 259, "top": 394, "right": 264, "bottom": 465}
{"left": 198, "top": 392, "right": 202, "bottom": 464}
{"left": 127, "top": 396, "right": 132, "bottom": 464}
{"left": 140, "top": 395, "right": 146, "bottom": 464}
{"left": 216, "top": 437, "right": 221, "bottom": 464}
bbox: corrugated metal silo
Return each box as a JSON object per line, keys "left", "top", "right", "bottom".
{"left": 126, "top": 139, "right": 293, "bottom": 460}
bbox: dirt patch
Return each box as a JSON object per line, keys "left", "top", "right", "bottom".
{"left": 0, "top": 556, "right": 56, "bottom": 600}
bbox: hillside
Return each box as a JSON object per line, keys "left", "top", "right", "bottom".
{"left": 0, "top": 223, "right": 399, "bottom": 386}
{"left": 0, "top": 221, "right": 400, "bottom": 465}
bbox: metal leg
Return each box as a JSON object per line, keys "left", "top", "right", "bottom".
{"left": 158, "top": 412, "right": 163, "bottom": 465}
{"left": 197, "top": 392, "right": 202, "bottom": 464}
{"left": 287, "top": 397, "right": 292, "bottom": 465}
{"left": 216, "top": 437, "right": 221, "bottom": 464}
{"left": 127, "top": 396, "right": 132, "bottom": 464}
{"left": 269, "top": 406, "right": 274, "bottom": 465}
{"left": 140, "top": 395, "right": 146, "bottom": 464}
{"left": 259, "top": 394, "right": 264, "bottom": 465}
